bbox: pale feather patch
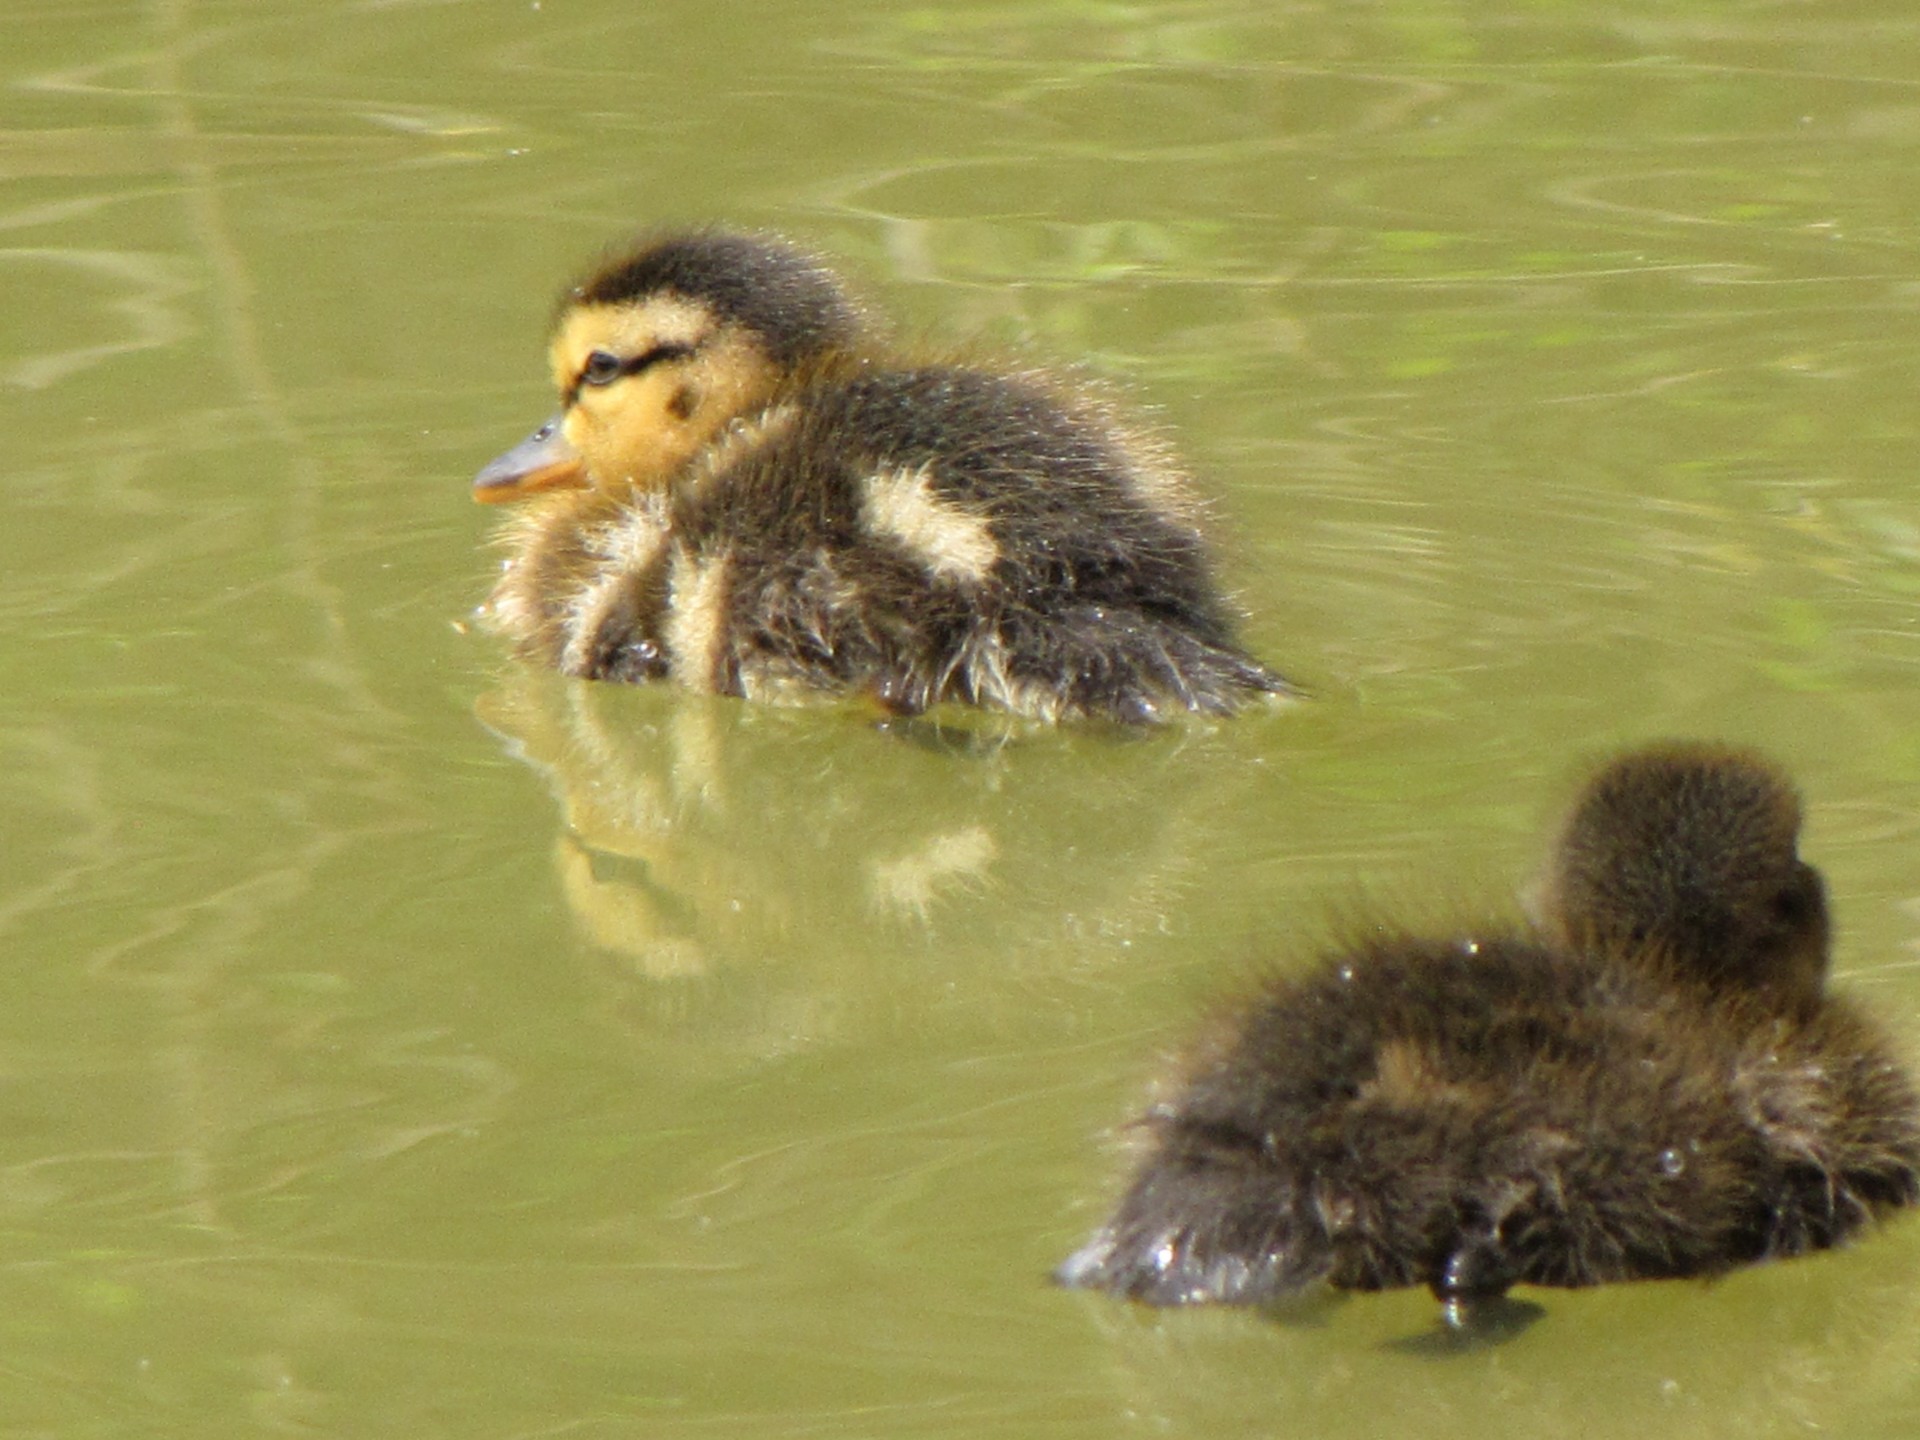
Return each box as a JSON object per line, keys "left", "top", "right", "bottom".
{"left": 558, "top": 501, "right": 672, "bottom": 674}
{"left": 663, "top": 548, "right": 733, "bottom": 691}
{"left": 594, "top": 491, "right": 673, "bottom": 570}
{"left": 1358, "top": 1041, "right": 1474, "bottom": 1109}
{"left": 860, "top": 463, "right": 999, "bottom": 584}
{"left": 957, "top": 633, "right": 1063, "bottom": 723}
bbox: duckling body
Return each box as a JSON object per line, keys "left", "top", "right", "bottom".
{"left": 1057, "top": 744, "right": 1920, "bottom": 1311}
{"left": 476, "top": 232, "right": 1291, "bottom": 723}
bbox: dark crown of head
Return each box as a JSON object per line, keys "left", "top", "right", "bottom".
{"left": 1554, "top": 744, "right": 1815, "bottom": 966}
{"left": 1565, "top": 746, "right": 1800, "bottom": 882}
{"left": 573, "top": 231, "right": 865, "bottom": 367}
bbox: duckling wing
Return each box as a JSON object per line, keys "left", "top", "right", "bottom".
{"left": 673, "top": 366, "right": 1292, "bottom": 721}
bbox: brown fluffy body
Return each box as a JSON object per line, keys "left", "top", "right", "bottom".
{"left": 1057, "top": 743, "right": 1920, "bottom": 1307}
{"left": 476, "top": 231, "right": 1291, "bottom": 724}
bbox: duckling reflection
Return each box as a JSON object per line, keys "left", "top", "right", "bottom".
{"left": 473, "top": 229, "right": 1292, "bottom": 723}
{"left": 475, "top": 667, "right": 1256, "bottom": 1017}
{"left": 1058, "top": 743, "right": 1920, "bottom": 1327}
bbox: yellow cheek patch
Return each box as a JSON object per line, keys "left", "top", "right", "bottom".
{"left": 538, "top": 296, "right": 785, "bottom": 494}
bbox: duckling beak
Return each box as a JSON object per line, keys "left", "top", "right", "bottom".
{"left": 473, "top": 415, "right": 587, "bottom": 503}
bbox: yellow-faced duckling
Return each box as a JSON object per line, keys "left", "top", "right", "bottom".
{"left": 1056, "top": 743, "right": 1920, "bottom": 1323}
{"left": 473, "top": 230, "right": 1292, "bottom": 723}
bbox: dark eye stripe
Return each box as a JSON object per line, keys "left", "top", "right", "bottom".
{"left": 565, "top": 340, "right": 698, "bottom": 406}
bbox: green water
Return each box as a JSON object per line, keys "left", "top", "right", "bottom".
{"left": 8, "top": 1, "right": 1920, "bottom": 1434}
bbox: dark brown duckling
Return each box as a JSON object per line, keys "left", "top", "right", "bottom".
{"left": 1056, "top": 742, "right": 1920, "bottom": 1321}
{"left": 473, "top": 230, "right": 1292, "bottom": 724}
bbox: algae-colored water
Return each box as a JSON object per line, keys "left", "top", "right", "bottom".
{"left": 7, "top": 2, "right": 1920, "bottom": 1434}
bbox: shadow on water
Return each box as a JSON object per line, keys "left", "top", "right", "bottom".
{"left": 1061, "top": 1225, "right": 1920, "bottom": 1440}
{"left": 1388, "top": 1293, "right": 1547, "bottom": 1356}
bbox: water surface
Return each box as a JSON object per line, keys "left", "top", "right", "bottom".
{"left": 7, "top": 2, "right": 1920, "bottom": 1435}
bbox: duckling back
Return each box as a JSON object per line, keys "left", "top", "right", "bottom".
{"left": 659, "top": 364, "right": 1282, "bottom": 720}
{"left": 1060, "top": 932, "right": 1920, "bottom": 1306}
{"left": 1058, "top": 745, "right": 1920, "bottom": 1309}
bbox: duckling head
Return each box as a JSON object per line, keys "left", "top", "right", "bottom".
{"left": 475, "top": 231, "right": 866, "bottom": 503}
{"left": 1538, "top": 742, "right": 1828, "bottom": 1005}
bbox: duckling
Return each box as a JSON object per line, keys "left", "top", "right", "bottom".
{"left": 1056, "top": 743, "right": 1920, "bottom": 1322}
{"left": 473, "top": 230, "right": 1292, "bottom": 723}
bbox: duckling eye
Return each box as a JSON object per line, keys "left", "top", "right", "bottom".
{"left": 572, "top": 341, "right": 698, "bottom": 399}
{"left": 581, "top": 350, "right": 624, "bottom": 387}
